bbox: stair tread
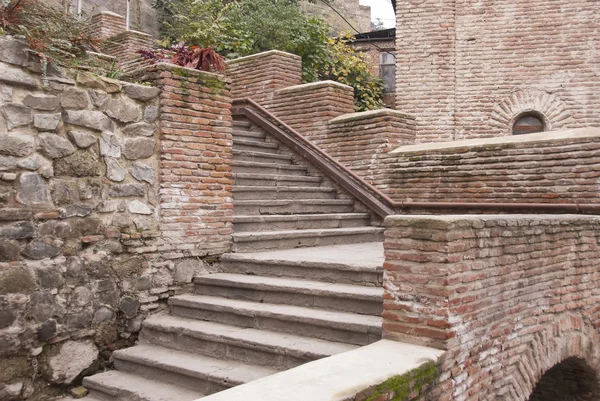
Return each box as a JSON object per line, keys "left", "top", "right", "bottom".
{"left": 194, "top": 273, "right": 383, "bottom": 300}
{"left": 234, "top": 199, "right": 354, "bottom": 206}
{"left": 232, "top": 160, "right": 306, "bottom": 170}
{"left": 232, "top": 186, "right": 337, "bottom": 193}
{"left": 143, "top": 314, "right": 357, "bottom": 358}
{"left": 233, "top": 149, "right": 292, "bottom": 160}
{"left": 233, "top": 173, "right": 321, "bottom": 182}
{"left": 232, "top": 226, "right": 384, "bottom": 241}
{"left": 233, "top": 138, "right": 278, "bottom": 149}
{"left": 84, "top": 370, "right": 204, "bottom": 401}
{"left": 170, "top": 294, "right": 382, "bottom": 331}
{"left": 233, "top": 213, "right": 370, "bottom": 222}
{"left": 114, "top": 344, "right": 277, "bottom": 385}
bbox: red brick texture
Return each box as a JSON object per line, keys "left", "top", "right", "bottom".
{"left": 396, "top": 1, "right": 600, "bottom": 143}
{"left": 91, "top": 11, "right": 126, "bottom": 40}
{"left": 103, "top": 30, "right": 154, "bottom": 74}
{"left": 383, "top": 215, "right": 600, "bottom": 400}
{"left": 226, "top": 51, "right": 302, "bottom": 104}
{"left": 371, "top": 127, "right": 600, "bottom": 204}
{"left": 138, "top": 64, "right": 234, "bottom": 257}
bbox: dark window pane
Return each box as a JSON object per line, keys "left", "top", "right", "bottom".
{"left": 513, "top": 115, "right": 544, "bottom": 135}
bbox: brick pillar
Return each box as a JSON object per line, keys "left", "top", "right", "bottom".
{"left": 135, "top": 64, "right": 234, "bottom": 257}
{"left": 103, "top": 30, "right": 154, "bottom": 74}
{"left": 266, "top": 81, "right": 355, "bottom": 143}
{"left": 226, "top": 50, "right": 302, "bottom": 103}
{"left": 91, "top": 11, "right": 126, "bottom": 40}
{"left": 326, "top": 109, "right": 416, "bottom": 178}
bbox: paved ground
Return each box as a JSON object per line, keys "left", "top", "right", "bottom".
{"left": 232, "top": 242, "right": 384, "bottom": 269}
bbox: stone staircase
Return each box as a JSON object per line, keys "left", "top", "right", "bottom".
{"left": 68, "top": 116, "right": 385, "bottom": 401}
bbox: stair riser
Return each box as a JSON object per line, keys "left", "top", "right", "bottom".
{"left": 234, "top": 143, "right": 279, "bottom": 153}
{"left": 170, "top": 304, "right": 379, "bottom": 346}
{"left": 233, "top": 131, "right": 266, "bottom": 141}
{"left": 233, "top": 217, "right": 371, "bottom": 232}
{"left": 139, "top": 328, "right": 309, "bottom": 371}
{"left": 194, "top": 284, "right": 382, "bottom": 315}
{"left": 234, "top": 204, "right": 355, "bottom": 215}
{"left": 85, "top": 389, "right": 119, "bottom": 401}
{"left": 234, "top": 153, "right": 293, "bottom": 165}
{"left": 232, "top": 165, "right": 307, "bottom": 176}
{"left": 233, "top": 177, "right": 322, "bottom": 187}
{"left": 231, "top": 231, "right": 384, "bottom": 252}
{"left": 233, "top": 190, "right": 337, "bottom": 201}
{"left": 113, "top": 358, "right": 231, "bottom": 395}
{"left": 220, "top": 260, "right": 382, "bottom": 286}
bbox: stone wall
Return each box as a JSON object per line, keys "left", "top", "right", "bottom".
{"left": 371, "top": 127, "right": 600, "bottom": 204}
{"left": 383, "top": 214, "right": 600, "bottom": 400}
{"left": 0, "top": 38, "right": 232, "bottom": 399}
{"left": 396, "top": 0, "right": 600, "bottom": 143}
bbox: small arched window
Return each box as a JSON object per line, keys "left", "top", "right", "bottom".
{"left": 512, "top": 113, "right": 545, "bottom": 135}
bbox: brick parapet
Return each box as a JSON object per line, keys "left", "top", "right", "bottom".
{"left": 265, "top": 80, "right": 355, "bottom": 142}
{"left": 373, "top": 127, "right": 600, "bottom": 204}
{"left": 325, "top": 109, "right": 416, "bottom": 181}
{"left": 103, "top": 30, "right": 154, "bottom": 74}
{"left": 134, "top": 63, "right": 234, "bottom": 257}
{"left": 383, "top": 214, "right": 600, "bottom": 400}
{"left": 91, "top": 11, "right": 126, "bottom": 41}
{"left": 226, "top": 50, "right": 302, "bottom": 103}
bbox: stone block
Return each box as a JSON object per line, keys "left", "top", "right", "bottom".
{"left": 22, "top": 239, "right": 61, "bottom": 260}
{"left": 0, "top": 133, "right": 35, "bottom": 157}
{"left": 76, "top": 72, "right": 122, "bottom": 93}
{"left": 122, "top": 137, "right": 155, "bottom": 160}
{"left": 34, "top": 114, "right": 61, "bottom": 131}
{"left": 128, "top": 200, "right": 152, "bottom": 215}
{"left": 1, "top": 103, "right": 33, "bottom": 130}
{"left": 23, "top": 94, "right": 59, "bottom": 111}
{"left": 122, "top": 121, "right": 155, "bottom": 137}
{"left": 60, "top": 87, "right": 90, "bottom": 110}
{"left": 67, "top": 130, "right": 97, "bottom": 149}
{"left": 104, "top": 96, "right": 143, "bottom": 123}
{"left": 64, "top": 110, "right": 113, "bottom": 132}
{"left": 0, "top": 61, "right": 38, "bottom": 88}
{"left": 54, "top": 149, "right": 103, "bottom": 177}
{"left": 131, "top": 162, "right": 154, "bottom": 184}
{"left": 39, "top": 133, "right": 76, "bottom": 159}
{"left": 99, "top": 131, "right": 121, "bottom": 158}
{"left": 109, "top": 184, "right": 146, "bottom": 198}
{"left": 124, "top": 83, "right": 161, "bottom": 101}
{"left": 17, "top": 173, "right": 51, "bottom": 205}
{"left": 0, "top": 37, "right": 29, "bottom": 66}
{"left": 104, "top": 157, "right": 126, "bottom": 182}
{"left": 42, "top": 339, "right": 98, "bottom": 384}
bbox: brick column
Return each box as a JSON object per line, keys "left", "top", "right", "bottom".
{"left": 266, "top": 81, "right": 355, "bottom": 142}
{"left": 91, "top": 11, "right": 126, "bottom": 40}
{"left": 226, "top": 50, "right": 302, "bottom": 103}
{"left": 102, "top": 30, "right": 154, "bottom": 74}
{"left": 135, "top": 64, "right": 234, "bottom": 257}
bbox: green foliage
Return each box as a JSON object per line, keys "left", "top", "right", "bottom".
{"left": 365, "top": 362, "right": 438, "bottom": 401}
{"left": 152, "top": 0, "right": 383, "bottom": 111}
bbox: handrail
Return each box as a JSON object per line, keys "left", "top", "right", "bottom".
{"left": 232, "top": 98, "right": 600, "bottom": 216}
{"left": 232, "top": 98, "right": 395, "bottom": 218}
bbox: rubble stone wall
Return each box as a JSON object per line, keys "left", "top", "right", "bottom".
{"left": 383, "top": 215, "right": 600, "bottom": 400}
{"left": 0, "top": 37, "right": 232, "bottom": 399}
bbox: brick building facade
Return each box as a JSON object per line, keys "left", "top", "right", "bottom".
{"left": 396, "top": 0, "right": 600, "bottom": 143}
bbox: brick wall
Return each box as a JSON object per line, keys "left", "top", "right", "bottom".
{"left": 383, "top": 214, "right": 600, "bottom": 400}
{"left": 226, "top": 51, "right": 302, "bottom": 104}
{"left": 371, "top": 127, "right": 600, "bottom": 204}
{"left": 0, "top": 38, "right": 232, "bottom": 399}
{"left": 397, "top": 0, "right": 600, "bottom": 143}
{"left": 325, "top": 109, "right": 415, "bottom": 182}
{"left": 91, "top": 11, "right": 126, "bottom": 40}
{"left": 102, "top": 30, "right": 154, "bottom": 74}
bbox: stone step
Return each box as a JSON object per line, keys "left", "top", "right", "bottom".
{"left": 232, "top": 119, "right": 251, "bottom": 128}
{"left": 234, "top": 199, "right": 355, "bottom": 215}
{"left": 220, "top": 249, "right": 382, "bottom": 286}
{"left": 233, "top": 173, "right": 323, "bottom": 187}
{"left": 232, "top": 129, "right": 266, "bottom": 142}
{"left": 194, "top": 273, "right": 383, "bottom": 315}
{"left": 233, "top": 213, "right": 371, "bottom": 232}
{"left": 140, "top": 314, "right": 357, "bottom": 371}
{"left": 231, "top": 227, "right": 385, "bottom": 252}
{"left": 233, "top": 138, "right": 279, "bottom": 153}
{"left": 233, "top": 149, "right": 294, "bottom": 165}
{"left": 232, "top": 186, "right": 338, "bottom": 201}
{"left": 83, "top": 370, "right": 204, "bottom": 401}
{"left": 111, "top": 344, "right": 276, "bottom": 395}
{"left": 232, "top": 161, "right": 308, "bottom": 176}
{"left": 169, "top": 295, "right": 382, "bottom": 345}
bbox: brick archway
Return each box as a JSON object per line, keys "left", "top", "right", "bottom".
{"left": 508, "top": 319, "right": 600, "bottom": 400}
{"left": 528, "top": 357, "right": 600, "bottom": 401}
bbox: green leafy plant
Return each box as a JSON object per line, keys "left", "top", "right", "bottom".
{"left": 138, "top": 42, "right": 226, "bottom": 73}
{"left": 0, "top": 0, "right": 102, "bottom": 73}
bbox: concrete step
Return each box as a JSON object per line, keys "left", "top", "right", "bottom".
{"left": 83, "top": 370, "right": 204, "bottom": 401}
{"left": 234, "top": 199, "right": 355, "bottom": 215}
{"left": 233, "top": 213, "right": 372, "bottom": 232}
{"left": 232, "top": 186, "right": 338, "bottom": 201}
{"left": 220, "top": 248, "right": 382, "bottom": 286}
{"left": 111, "top": 344, "right": 276, "bottom": 395}
{"left": 232, "top": 129, "right": 266, "bottom": 142}
{"left": 233, "top": 173, "right": 323, "bottom": 187}
{"left": 232, "top": 160, "right": 308, "bottom": 176}
{"left": 232, "top": 119, "right": 251, "bottom": 129}
{"left": 169, "top": 294, "right": 382, "bottom": 345}
{"left": 231, "top": 227, "right": 385, "bottom": 252}
{"left": 233, "top": 149, "right": 293, "bottom": 165}
{"left": 140, "top": 314, "right": 357, "bottom": 371}
{"left": 233, "top": 138, "right": 279, "bottom": 153}
{"left": 194, "top": 273, "right": 383, "bottom": 315}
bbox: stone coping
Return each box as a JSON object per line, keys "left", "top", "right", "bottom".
{"left": 110, "top": 29, "right": 153, "bottom": 39}
{"left": 95, "top": 10, "right": 124, "bottom": 18}
{"left": 226, "top": 50, "right": 301, "bottom": 65}
{"left": 391, "top": 127, "right": 600, "bottom": 154}
{"left": 275, "top": 80, "right": 353, "bottom": 95}
{"left": 127, "top": 62, "right": 230, "bottom": 83}
{"left": 384, "top": 214, "right": 600, "bottom": 227}
{"left": 198, "top": 340, "right": 444, "bottom": 401}
{"left": 330, "top": 108, "right": 414, "bottom": 124}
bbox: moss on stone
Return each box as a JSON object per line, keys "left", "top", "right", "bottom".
{"left": 365, "top": 361, "right": 437, "bottom": 401}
